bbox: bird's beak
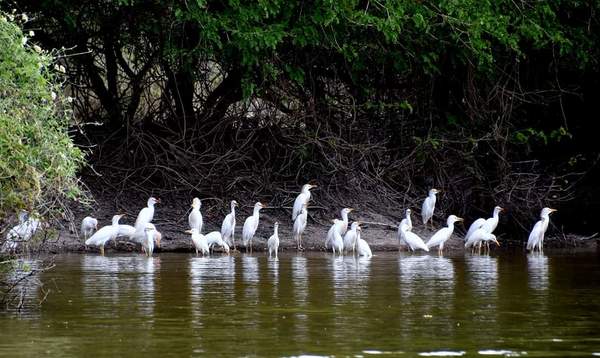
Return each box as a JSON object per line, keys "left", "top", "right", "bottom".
{"left": 261, "top": 203, "right": 268, "bottom": 208}
{"left": 348, "top": 208, "right": 355, "bottom": 212}
{"left": 311, "top": 184, "right": 318, "bottom": 188}
{"left": 457, "top": 217, "right": 464, "bottom": 222}
{"left": 494, "top": 239, "right": 500, "bottom": 246}
{"left": 499, "top": 207, "right": 505, "bottom": 212}
{"left": 549, "top": 208, "right": 558, "bottom": 213}
{"left": 156, "top": 198, "right": 161, "bottom": 203}
{"left": 184, "top": 230, "right": 193, "bottom": 234}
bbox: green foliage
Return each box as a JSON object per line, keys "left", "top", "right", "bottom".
{"left": 0, "top": 12, "right": 84, "bottom": 218}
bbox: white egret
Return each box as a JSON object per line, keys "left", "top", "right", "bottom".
{"left": 4, "top": 213, "right": 42, "bottom": 252}
{"left": 398, "top": 223, "right": 429, "bottom": 252}
{"left": 267, "top": 222, "right": 280, "bottom": 258}
{"left": 142, "top": 223, "right": 157, "bottom": 257}
{"left": 242, "top": 202, "right": 266, "bottom": 253}
{"left": 397, "top": 208, "right": 413, "bottom": 250}
{"left": 205, "top": 231, "right": 230, "bottom": 254}
{"left": 330, "top": 220, "right": 344, "bottom": 255}
{"left": 426, "top": 215, "right": 464, "bottom": 255}
{"left": 134, "top": 197, "right": 159, "bottom": 230}
{"left": 465, "top": 206, "right": 504, "bottom": 242}
{"left": 221, "top": 200, "right": 238, "bottom": 250}
{"left": 189, "top": 197, "right": 203, "bottom": 233}
{"left": 292, "top": 204, "right": 308, "bottom": 250}
{"left": 343, "top": 221, "right": 360, "bottom": 254}
{"left": 355, "top": 225, "right": 372, "bottom": 258}
{"left": 325, "top": 207, "right": 354, "bottom": 248}
{"left": 117, "top": 223, "right": 161, "bottom": 252}
{"left": 186, "top": 228, "right": 210, "bottom": 256}
{"left": 292, "top": 183, "right": 317, "bottom": 220}
{"left": 465, "top": 228, "right": 500, "bottom": 254}
{"left": 85, "top": 214, "right": 124, "bottom": 256}
{"left": 526, "top": 208, "right": 557, "bottom": 253}
{"left": 421, "top": 188, "right": 440, "bottom": 228}
{"left": 80, "top": 216, "right": 98, "bottom": 239}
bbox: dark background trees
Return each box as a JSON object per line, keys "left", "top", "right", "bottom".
{"left": 5, "top": 0, "right": 599, "bottom": 235}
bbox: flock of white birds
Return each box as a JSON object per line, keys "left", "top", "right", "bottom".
{"left": 2, "top": 184, "right": 557, "bottom": 257}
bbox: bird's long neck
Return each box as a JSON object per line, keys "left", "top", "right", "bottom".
{"left": 341, "top": 211, "right": 348, "bottom": 224}
{"left": 230, "top": 203, "right": 236, "bottom": 215}
{"left": 253, "top": 206, "right": 261, "bottom": 217}
{"left": 492, "top": 209, "right": 500, "bottom": 221}
{"left": 447, "top": 221, "right": 455, "bottom": 232}
{"left": 406, "top": 213, "right": 412, "bottom": 227}
{"left": 112, "top": 217, "right": 120, "bottom": 226}
{"left": 274, "top": 226, "right": 279, "bottom": 237}
{"left": 429, "top": 193, "right": 437, "bottom": 203}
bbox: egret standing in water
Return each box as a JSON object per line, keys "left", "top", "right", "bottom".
{"left": 142, "top": 223, "right": 157, "bottom": 257}
{"left": 398, "top": 221, "right": 429, "bottom": 252}
{"left": 325, "top": 207, "right": 354, "bottom": 248}
{"left": 189, "top": 197, "right": 203, "bottom": 234}
{"left": 465, "top": 228, "right": 500, "bottom": 254}
{"left": 421, "top": 188, "right": 439, "bottom": 229}
{"left": 242, "top": 202, "right": 266, "bottom": 253}
{"left": 80, "top": 216, "right": 98, "bottom": 239}
{"left": 221, "top": 200, "right": 238, "bottom": 250}
{"left": 135, "top": 197, "right": 159, "bottom": 230}
{"left": 343, "top": 221, "right": 360, "bottom": 254}
{"left": 85, "top": 214, "right": 124, "bottom": 256}
{"left": 465, "top": 206, "right": 504, "bottom": 242}
{"left": 292, "top": 184, "right": 317, "bottom": 220}
{"left": 355, "top": 225, "right": 372, "bottom": 258}
{"left": 293, "top": 204, "right": 308, "bottom": 250}
{"left": 186, "top": 228, "right": 209, "bottom": 256}
{"left": 267, "top": 222, "right": 280, "bottom": 258}
{"left": 3, "top": 212, "right": 42, "bottom": 253}
{"left": 527, "top": 207, "right": 557, "bottom": 253}
{"left": 426, "top": 215, "right": 463, "bottom": 255}
{"left": 330, "top": 220, "right": 345, "bottom": 255}
{"left": 205, "top": 231, "right": 229, "bottom": 254}
{"left": 397, "top": 208, "right": 413, "bottom": 250}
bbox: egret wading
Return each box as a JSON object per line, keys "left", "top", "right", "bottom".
{"left": 355, "top": 225, "right": 372, "bottom": 258}
{"left": 293, "top": 204, "right": 308, "bottom": 250}
{"left": 325, "top": 208, "right": 354, "bottom": 249}
{"left": 186, "top": 228, "right": 209, "bottom": 256}
{"left": 426, "top": 215, "right": 463, "bottom": 255}
{"left": 85, "top": 214, "right": 124, "bottom": 256}
{"left": 3, "top": 212, "right": 42, "bottom": 253}
{"left": 465, "top": 206, "right": 504, "bottom": 252}
{"left": 465, "top": 228, "right": 500, "bottom": 254}
{"left": 397, "top": 208, "right": 413, "bottom": 251}
{"left": 526, "top": 208, "right": 557, "bottom": 253}
{"left": 80, "top": 216, "right": 98, "bottom": 240}
{"left": 205, "top": 231, "right": 229, "bottom": 254}
{"left": 343, "top": 222, "right": 360, "bottom": 254}
{"left": 189, "top": 197, "right": 203, "bottom": 234}
{"left": 398, "top": 220, "right": 429, "bottom": 252}
{"left": 142, "top": 223, "right": 157, "bottom": 257}
{"left": 330, "top": 219, "right": 345, "bottom": 255}
{"left": 135, "top": 197, "right": 159, "bottom": 231}
{"left": 292, "top": 184, "right": 317, "bottom": 220}
{"left": 421, "top": 189, "right": 439, "bottom": 229}
{"left": 267, "top": 222, "right": 280, "bottom": 258}
{"left": 221, "top": 200, "right": 238, "bottom": 251}
{"left": 242, "top": 202, "right": 266, "bottom": 253}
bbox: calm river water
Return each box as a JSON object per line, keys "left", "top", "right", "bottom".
{"left": 1, "top": 252, "right": 599, "bottom": 356}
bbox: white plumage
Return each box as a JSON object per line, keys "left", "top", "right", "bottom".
{"left": 465, "top": 206, "right": 503, "bottom": 242}
{"left": 421, "top": 188, "right": 439, "bottom": 227}
{"left": 242, "top": 202, "right": 265, "bottom": 252}
{"left": 292, "top": 184, "right": 317, "bottom": 220}
{"left": 267, "top": 222, "right": 280, "bottom": 258}
{"left": 293, "top": 204, "right": 308, "bottom": 250}
{"left": 330, "top": 223, "right": 344, "bottom": 255}
{"left": 187, "top": 228, "right": 209, "bottom": 256}
{"left": 355, "top": 226, "right": 372, "bottom": 258}
{"left": 142, "top": 224, "right": 157, "bottom": 257}
{"left": 188, "top": 197, "right": 203, "bottom": 233}
{"left": 325, "top": 207, "right": 353, "bottom": 248}
{"left": 134, "top": 197, "right": 159, "bottom": 230}
{"left": 397, "top": 208, "right": 413, "bottom": 249}
{"left": 3, "top": 213, "right": 42, "bottom": 252}
{"left": 343, "top": 221, "right": 360, "bottom": 254}
{"left": 221, "top": 200, "right": 238, "bottom": 250}
{"left": 205, "top": 231, "right": 229, "bottom": 254}
{"left": 426, "top": 215, "right": 463, "bottom": 254}
{"left": 465, "top": 228, "right": 500, "bottom": 253}
{"left": 80, "top": 216, "right": 98, "bottom": 239}
{"left": 526, "top": 208, "right": 557, "bottom": 252}
{"left": 398, "top": 220, "right": 429, "bottom": 252}
{"left": 85, "top": 214, "right": 123, "bottom": 255}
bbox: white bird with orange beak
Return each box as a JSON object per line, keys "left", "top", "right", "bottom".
{"left": 80, "top": 216, "right": 98, "bottom": 240}
{"left": 421, "top": 188, "right": 440, "bottom": 229}
{"left": 85, "top": 214, "right": 124, "bottom": 256}
{"left": 134, "top": 197, "right": 159, "bottom": 231}
{"left": 292, "top": 183, "right": 317, "bottom": 220}
{"left": 527, "top": 207, "right": 557, "bottom": 253}
{"left": 221, "top": 200, "right": 238, "bottom": 250}
{"left": 426, "top": 215, "right": 463, "bottom": 255}
{"left": 189, "top": 197, "right": 203, "bottom": 234}
{"left": 242, "top": 202, "right": 266, "bottom": 253}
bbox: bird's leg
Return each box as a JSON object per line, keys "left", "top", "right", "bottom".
{"left": 100, "top": 245, "right": 105, "bottom": 256}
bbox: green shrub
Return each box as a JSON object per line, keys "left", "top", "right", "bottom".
{"left": 0, "top": 12, "right": 84, "bottom": 218}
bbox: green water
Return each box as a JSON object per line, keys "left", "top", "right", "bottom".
{"left": 1, "top": 252, "right": 600, "bottom": 357}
